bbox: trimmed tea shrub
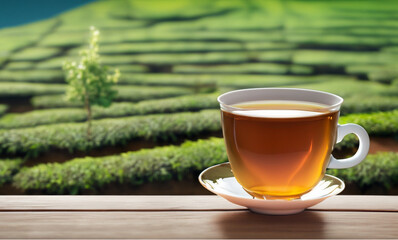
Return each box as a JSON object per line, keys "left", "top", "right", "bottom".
{"left": 12, "top": 137, "right": 398, "bottom": 194}
{"left": 0, "top": 82, "right": 65, "bottom": 97}
{"left": 0, "top": 105, "right": 7, "bottom": 116}
{"left": 0, "top": 109, "right": 221, "bottom": 157}
{"left": 1, "top": 94, "right": 218, "bottom": 128}
{"left": 1, "top": 108, "right": 398, "bottom": 157}
{"left": 10, "top": 47, "right": 60, "bottom": 61}
{"left": 13, "top": 138, "right": 226, "bottom": 194}
{"left": 0, "top": 159, "right": 23, "bottom": 186}
{"left": 293, "top": 50, "right": 398, "bottom": 66}
{"left": 119, "top": 73, "right": 343, "bottom": 88}
{"left": 31, "top": 86, "right": 194, "bottom": 108}
{"left": 173, "top": 63, "right": 313, "bottom": 75}
{"left": 327, "top": 152, "right": 398, "bottom": 189}
{"left": 0, "top": 70, "right": 63, "bottom": 83}
{"left": 4, "top": 62, "right": 34, "bottom": 70}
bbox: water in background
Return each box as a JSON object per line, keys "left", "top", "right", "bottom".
{"left": 0, "top": 0, "right": 96, "bottom": 29}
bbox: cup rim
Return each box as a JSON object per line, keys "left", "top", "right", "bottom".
{"left": 217, "top": 87, "right": 344, "bottom": 112}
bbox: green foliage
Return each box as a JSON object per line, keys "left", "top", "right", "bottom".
{"left": 337, "top": 110, "right": 398, "bottom": 149}
{"left": 293, "top": 50, "right": 398, "bottom": 66}
{"left": 327, "top": 152, "right": 398, "bottom": 189}
{"left": 31, "top": 86, "right": 194, "bottom": 108}
{"left": 0, "top": 82, "right": 65, "bottom": 97}
{"left": 173, "top": 63, "right": 313, "bottom": 75}
{"left": 0, "top": 109, "right": 221, "bottom": 157}
{"left": 68, "top": 41, "right": 296, "bottom": 55}
{"left": 36, "top": 56, "right": 74, "bottom": 70}
{"left": 112, "top": 65, "right": 149, "bottom": 73}
{"left": 0, "top": 105, "right": 8, "bottom": 116}
{"left": 6, "top": 90, "right": 398, "bottom": 129}
{"left": 5, "top": 62, "right": 35, "bottom": 70}
{"left": 10, "top": 47, "right": 60, "bottom": 61}
{"left": 0, "top": 70, "right": 63, "bottom": 83}
{"left": 340, "top": 110, "right": 398, "bottom": 136}
{"left": 63, "top": 27, "right": 120, "bottom": 108}
{"left": 13, "top": 138, "right": 227, "bottom": 194}
{"left": 0, "top": 159, "right": 24, "bottom": 186}
{"left": 1, "top": 108, "right": 398, "bottom": 157}
{"left": 12, "top": 138, "right": 398, "bottom": 193}
{"left": 118, "top": 73, "right": 343, "bottom": 88}
{"left": 1, "top": 94, "right": 218, "bottom": 129}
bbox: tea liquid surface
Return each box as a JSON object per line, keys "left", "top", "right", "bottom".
{"left": 221, "top": 100, "right": 339, "bottom": 198}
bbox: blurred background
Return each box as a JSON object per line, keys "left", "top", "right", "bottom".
{"left": 0, "top": 0, "right": 397, "bottom": 195}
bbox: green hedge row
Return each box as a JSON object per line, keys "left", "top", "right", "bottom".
{"left": 12, "top": 136, "right": 398, "bottom": 194}
{"left": 4, "top": 62, "right": 35, "bottom": 71}
{"left": 68, "top": 41, "right": 297, "bottom": 55}
{"left": 345, "top": 65, "right": 398, "bottom": 84}
{"left": 40, "top": 29, "right": 284, "bottom": 47}
{"left": 119, "top": 73, "right": 344, "bottom": 88}
{"left": 0, "top": 105, "right": 7, "bottom": 116}
{"left": 0, "top": 82, "right": 65, "bottom": 97}
{"left": 0, "top": 70, "right": 64, "bottom": 83}
{"left": 327, "top": 152, "right": 398, "bottom": 189}
{"left": 0, "top": 82, "right": 191, "bottom": 99}
{"left": 1, "top": 108, "right": 398, "bottom": 157}
{"left": 287, "top": 34, "right": 398, "bottom": 48}
{"left": 0, "top": 159, "right": 23, "bottom": 186}
{"left": 290, "top": 79, "right": 398, "bottom": 100}
{"left": 6, "top": 92, "right": 398, "bottom": 129}
{"left": 10, "top": 47, "right": 60, "bottom": 61}
{"left": 13, "top": 138, "right": 227, "bottom": 194}
{"left": 0, "top": 109, "right": 221, "bottom": 157}
{"left": 293, "top": 50, "right": 398, "bottom": 66}
{"left": 31, "top": 86, "right": 193, "bottom": 108}
{"left": 1, "top": 94, "right": 218, "bottom": 129}
{"left": 342, "top": 95, "right": 398, "bottom": 115}
{"left": 0, "top": 67, "right": 146, "bottom": 83}
{"left": 37, "top": 50, "right": 293, "bottom": 69}
{"left": 173, "top": 63, "right": 313, "bottom": 75}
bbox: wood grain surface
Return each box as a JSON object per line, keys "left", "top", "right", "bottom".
{"left": 0, "top": 195, "right": 396, "bottom": 239}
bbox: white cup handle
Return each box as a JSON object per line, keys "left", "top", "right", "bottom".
{"left": 328, "top": 124, "right": 370, "bottom": 169}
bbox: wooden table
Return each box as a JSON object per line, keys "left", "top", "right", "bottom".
{"left": 0, "top": 195, "right": 397, "bottom": 239}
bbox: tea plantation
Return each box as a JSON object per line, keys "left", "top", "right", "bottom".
{"left": 0, "top": 0, "right": 398, "bottom": 194}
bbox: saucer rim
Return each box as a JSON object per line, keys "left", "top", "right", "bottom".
{"left": 198, "top": 162, "right": 345, "bottom": 202}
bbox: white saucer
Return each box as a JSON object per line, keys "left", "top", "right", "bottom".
{"left": 199, "top": 163, "right": 345, "bottom": 215}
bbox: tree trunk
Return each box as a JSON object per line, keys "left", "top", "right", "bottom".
{"left": 85, "top": 93, "right": 92, "bottom": 140}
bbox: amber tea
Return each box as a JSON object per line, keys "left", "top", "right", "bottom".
{"left": 218, "top": 88, "right": 369, "bottom": 200}
{"left": 221, "top": 100, "right": 339, "bottom": 198}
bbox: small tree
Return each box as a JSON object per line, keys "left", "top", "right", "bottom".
{"left": 63, "top": 26, "right": 120, "bottom": 139}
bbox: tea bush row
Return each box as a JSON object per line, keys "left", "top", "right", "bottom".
{"left": 10, "top": 47, "right": 60, "bottom": 61}
{"left": 293, "top": 50, "right": 398, "bottom": 66}
{"left": 31, "top": 86, "right": 197, "bottom": 108}
{"left": 13, "top": 138, "right": 227, "bottom": 194}
{"left": 0, "top": 105, "right": 7, "bottom": 116}
{"left": 37, "top": 50, "right": 292, "bottom": 68}
{"left": 0, "top": 70, "right": 64, "bottom": 83}
{"left": 118, "top": 73, "right": 346, "bottom": 88}
{"left": 0, "top": 82, "right": 65, "bottom": 97}
{"left": 0, "top": 109, "right": 221, "bottom": 157}
{"left": 6, "top": 92, "right": 398, "bottom": 129}
{"left": 0, "top": 94, "right": 218, "bottom": 129}
{"left": 68, "top": 41, "right": 297, "bottom": 55}
{"left": 0, "top": 82, "right": 191, "bottom": 99}
{"left": 327, "top": 152, "right": 398, "bottom": 189}
{"left": 4, "top": 62, "right": 35, "bottom": 71}
{"left": 173, "top": 63, "right": 313, "bottom": 75}
{"left": 40, "top": 30, "right": 284, "bottom": 47}
{"left": 0, "top": 159, "right": 23, "bottom": 186}
{"left": 1, "top": 108, "right": 398, "bottom": 157}
{"left": 12, "top": 137, "right": 398, "bottom": 194}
